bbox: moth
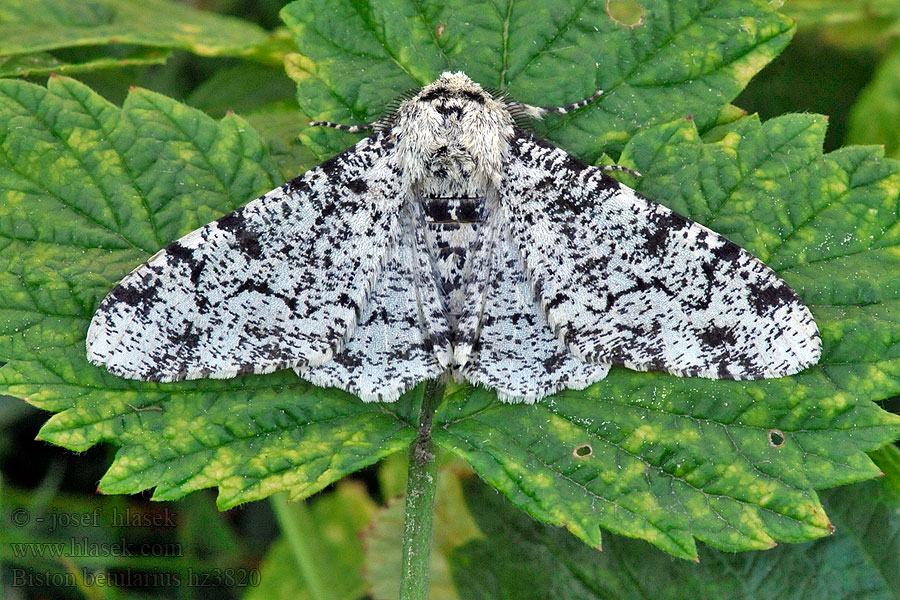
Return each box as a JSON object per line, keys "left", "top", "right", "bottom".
{"left": 86, "top": 72, "right": 822, "bottom": 402}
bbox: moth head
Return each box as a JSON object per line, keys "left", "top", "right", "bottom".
{"left": 393, "top": 72, "right": 514, "bottom": 190}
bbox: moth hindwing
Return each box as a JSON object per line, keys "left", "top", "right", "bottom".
{"left": 87, "top": 71, "right": 821, "bottom": 403}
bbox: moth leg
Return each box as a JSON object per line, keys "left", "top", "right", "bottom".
{"left": 308, "top": 120, "right": 376, "bottom": 133}
{"left": 506, "top": 88, "right": 604, "bottom": 119}
{"left": 601, "top": 164, "right": 642, "bottom": 178}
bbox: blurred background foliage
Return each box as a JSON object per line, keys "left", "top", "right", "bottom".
{"left": 2, "top": 0, "right": 900, "bottom": 598}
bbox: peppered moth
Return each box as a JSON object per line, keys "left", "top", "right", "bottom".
{"left": 86, "top": 72, "right": 821, "bottom": 403}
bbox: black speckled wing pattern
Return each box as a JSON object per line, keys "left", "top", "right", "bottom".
{"left": 87, "top": 131, "right": 409, "bottom": 382}
{"left": 498, "top": 129, "right": 821, "bottom": 380}
{"left": 297, "top": 206, "right": 453, "bottom": 402}
{"left": 459, "top": 212, "right": 610, "bottom": 402}
{"left": 87, "top": 122, "right": 821, "bottom": 403}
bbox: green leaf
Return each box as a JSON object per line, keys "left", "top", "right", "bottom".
{"left": 782, "top": 0, "right": 900, "bottom": 24}
{"left": 449, "top": 448, "right": 900, "bottom": 600}
{"left": 181, "top": 62, "right": 320, "bottom": 176}
{"left": 868, "top": 442, "right": 900, "bottom": 502}
{"left": 245, "top": 483, "right": 378, "bottom": 600}
{"left": 0, "top": 47, "right": 170, "bottom": 78}
{"left": 847, "top": 46, "right": 900, "bottom": 159}
{"left": 780, "top": 1, "right": 900, "bottom": 48}
{"left": 280, "top": 0, "right": 794, "bottom": 159}
{"left": 0, "top": 75, "right": 416, "bottom": 508}
{"left": 243, "top": 105, "right": 322, "bottom": 178}
{"left": 734, "top": 31, "right": 876, "bottom": 154}
{"left": 0, "top": 0, "right": 282, "bottom": 72}
{"left": 186, "top": 64, "right": 299, "bottom": 120}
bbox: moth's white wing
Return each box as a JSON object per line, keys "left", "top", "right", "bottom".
{"left": 87, "top": 132, "right": 405, "bottom": 381}
{"left": 297, "top": 207, "right": 453, "bottom": 402}
{"left": 459, "top": 216, "right": 610, "bottom": 402}
{"left": 499, "top": 129, "right": 821, "bottom": 379}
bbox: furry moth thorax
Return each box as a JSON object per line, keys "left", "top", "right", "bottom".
{"left": 393, "top": 72, "right": 515, "bottom": 194}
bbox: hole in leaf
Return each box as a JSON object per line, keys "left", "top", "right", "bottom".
{"left": 767, "top": 429, "right": 785, "bottom": 448}
{"left": 573, "top": 443, "right": 593, "bottom": 458}
{"left": 435, "top": 23, "right": 446, "bottom": 37}
{"left": 606, "top": 0, "right": 645, "bottom": 28}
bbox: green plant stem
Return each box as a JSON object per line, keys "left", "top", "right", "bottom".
{"left": 399, "top": 379, "right": 444, "bottom": 600}
{"left": 270, "top": 494, "right": 330, "bottom": 600}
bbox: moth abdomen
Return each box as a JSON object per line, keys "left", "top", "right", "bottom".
{"left": 422, "top": 197, "right": 485, "bottom": 224}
